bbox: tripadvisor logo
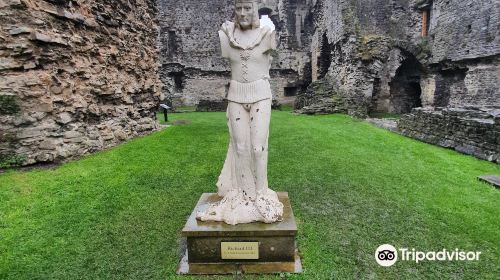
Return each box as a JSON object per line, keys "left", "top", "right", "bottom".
{"left": 375, "top": 244, "right": 481, "bottom": 267}
{"left": 375, "top": 244, "right": 398, "bottom": 267}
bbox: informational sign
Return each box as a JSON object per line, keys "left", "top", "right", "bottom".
{"left": 221, "top": 242, "right": 259, "bottom": 259}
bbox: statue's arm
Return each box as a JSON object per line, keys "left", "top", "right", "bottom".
{"left": 219, "top": 30, "right": 230, "bottom": 58}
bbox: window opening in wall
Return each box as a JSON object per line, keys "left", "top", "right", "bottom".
{"left": 421, "top": 9, "right": 431, "bottom": 36}
{"left": 168, "top": 72, "right": 185, "bottom": 91}
{"left": 284, "top": 87, "right": 298, "bottom": 97}
{"left": 167, "top": 30, "right": 177, "bottom": 56}
{"left": 419, "top": 1, "right": 432, "bottom": 37}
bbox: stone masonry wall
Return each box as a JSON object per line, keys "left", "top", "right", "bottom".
{"left": 301, "top": 0, "right": 499, "bottom": 112}
{"left": 157, "top": 0, "right": 312, "bottom": 107}
{"left": 0, "top": 0, "right": 162, "bottom": 167}
{"left": 423, "top": 0, "right": 500, "bottom": 108}
{"left": 301, "top": 0, "right": 426, "bottom": 117}
{"left": 429, "top": 0, "right": 499, "bottom": 63}
{"left": 394, "top": 0, "right": 500, "bottom": 162}
{"left": 398, "top": 107, "right": 499, "bottom": 163}
{"left": 156, "top": 0, "right": 233, "bottom": 107}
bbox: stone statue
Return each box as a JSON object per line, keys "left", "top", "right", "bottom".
{"left": 196, "top": 0, "right": 284, "bottom": 225}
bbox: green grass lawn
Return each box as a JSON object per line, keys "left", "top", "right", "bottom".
{"left": 1, "top": 111, "right": 499, "bottom": 279}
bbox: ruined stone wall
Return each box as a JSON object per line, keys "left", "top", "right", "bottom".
{"left": 301, "top": 0, "right": 426, "bottom": 116}
{"left": 429, "top": 0, "right": 499, "bottom": 63}
{"left": 302, "top": 0, "right": 432, "bottom": 116}
{"left": 398, "top": 107, "right": 499, "bottom": 163}
{"left": 265, "top": 0, "right": 312, "bottom": 104}
{"left": 156, "top": 0, "right": 233, "bottom": 107}
{"left": 423, "top": 0, "right": 500, "bottom": 108}
{"left": 157, "top": 0, "right": 312, "bottom": 107}
{"left": 455, "top": 61, "right": 499, "bottom": 107}
{"left": 393, "top": 0, "right": 499, "bottom": 162}
{"left": 157, "top": 0, "right": 233, "bottom": 68}
{"left": 300, "top": 0, "right": 499, "bottom": 116}
{"left": 0, "top": 0, "right": 162, "bottom": 167}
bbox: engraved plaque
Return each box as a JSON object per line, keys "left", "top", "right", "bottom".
{"left": 221, "top": 242, "right": 259, "bottom": 259}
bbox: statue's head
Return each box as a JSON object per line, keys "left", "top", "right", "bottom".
{"left": 234, "top": 0, "right": 260, "bottom": 30}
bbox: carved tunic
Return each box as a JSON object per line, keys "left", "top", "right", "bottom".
{"left": 219, "top": 21, "right": 276, "bottom": 104}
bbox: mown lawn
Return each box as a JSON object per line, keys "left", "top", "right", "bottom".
{"left": 1, "top": 111, "right": 499, "bottom": 279}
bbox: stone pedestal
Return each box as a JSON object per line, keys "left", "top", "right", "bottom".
{"left": 177, "top": 192, "right": 302, "bottom": 274}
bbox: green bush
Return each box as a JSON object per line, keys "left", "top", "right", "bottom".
{"left": 0, "top": 154, "right": 26, "bottom": 169}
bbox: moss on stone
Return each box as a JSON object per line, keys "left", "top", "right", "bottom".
{"left": 357, "top": 35, "right": 392, "bottom": 62}
{"left": 341, "top": 4, "right": 361, "bottom": 36}
{"left": 0, "top": 95, "right": 20, "bottom": 115}
{"left": 0, "top": 153, "right": 27, "bottom": 169}
{"left": 416, "top": 38, "right": 432, "bottom": 61}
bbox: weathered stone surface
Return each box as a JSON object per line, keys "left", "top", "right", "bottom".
{"left": 271, "top": 0, "right": 499, "bottom": 119}
{"left": 113, "top": 130, "right": 127, "bottom": 141}
{"left": 31, "top": 32, "right": 68, "bottom": 45}
{"left": 64, "top": 131, "right": 82, "bottom": 139}
{"left": 0, "top": 0, "right": 23, "bottom": 9}
{"left": 0, "top": 0, "right": 162, "bottom": 167}
{"left": 195, "top": 99, "right": 228, "bottom": 112}
{"left": 9, "top": 26, "right": 33, "bottom": 35}
{"left": 398, "top": 107, "right": 499, "bottom": 163}
{"left": 295, "top": 80, "right": 347, "bottom": 115}
{"left": 57, "top": 112, "right": 72, "bottom": 124}
{"left": 38, "top": 102, "right": 53, "bottom": 113}
{"left": 39, "top": 139, "right": 57, "bottom": 150}
{"left": 157, "top": 0, "right": 311, "bottom": 107}
{"left": 17, "top": 128, "right": 42, "bottom": 139}
{"left": 0, "top": 57, "right": 23, "bottom": 70}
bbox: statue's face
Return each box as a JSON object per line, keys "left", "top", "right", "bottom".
{"left": 235, "top": 2, "right": 254, "bottom": 29}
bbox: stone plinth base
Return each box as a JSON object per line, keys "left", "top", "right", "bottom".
{"left": 177, "top": 192, "right": 301, "bottom": 274}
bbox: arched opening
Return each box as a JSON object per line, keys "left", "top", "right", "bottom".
{"left": 168, "top": 71, "right": 185, "bottom": 92}
{"left": 370, "top": 52, "right": 423, "bottom": 116}
{"left": 284, "top": 86, "right": 298, "bottom": 97}
{"left": 388, "top": 55, "right": 422, "bottom": 113}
